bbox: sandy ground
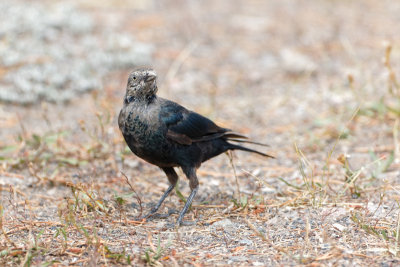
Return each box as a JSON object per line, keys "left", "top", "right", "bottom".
{"left": 1, "top": 0, "right": 400, "bottom": 266}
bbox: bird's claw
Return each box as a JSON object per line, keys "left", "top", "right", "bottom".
{"left": 141, "top": 207, "right": 179, "bottom": 221}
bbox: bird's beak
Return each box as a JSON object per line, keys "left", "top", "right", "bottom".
{"left": 145, "top": 70, "right": 157, "bottom": 82}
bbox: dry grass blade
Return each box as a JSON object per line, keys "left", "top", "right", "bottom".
{"left": 227, "top": 150, "right": 241, "bottom": 202}
{"left": 121, "top": 171, "right": 143, "bottom": 217}
{"left": 1, "top": 1, "right": 400, "bottom": 266}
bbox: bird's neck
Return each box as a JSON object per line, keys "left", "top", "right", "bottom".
{"left": 147, "top": 94, "right": 157, "bottom": 104}
{"left": 125, "top": 94, "right": 157, "bottom": 107}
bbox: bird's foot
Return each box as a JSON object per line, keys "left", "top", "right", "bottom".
{"left": 141, "top": 208, "right": 179, "bottom": 221}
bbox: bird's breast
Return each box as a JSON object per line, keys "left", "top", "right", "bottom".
{"left": 119, "top": 103, "right": 178, "bottom": 166}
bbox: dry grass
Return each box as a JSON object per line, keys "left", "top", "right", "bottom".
{"left": 1, "top": 0, "right": 400, "bottom": 266}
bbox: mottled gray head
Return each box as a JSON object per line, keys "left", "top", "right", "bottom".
{"left": 124, "top": 68, "right": 158, "bottom": 104}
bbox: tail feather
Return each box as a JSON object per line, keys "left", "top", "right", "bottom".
{"left": 228, "top": 143, "right": 274, "bottom": 158}
{"left": 223, "top": 131, "right": 271, "bottom": 148}
{"left": 227, "top": 138, "right": 270, "bottom": 147}
{"left": 223, "top": 132, "right": 248, "bottom": 140}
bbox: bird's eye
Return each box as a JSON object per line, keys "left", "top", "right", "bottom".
{"left": 133, "top": 76, "right": 137, "bottom": 80}
{"left": 125, "top": 95, "right": 134, "bottom": 103}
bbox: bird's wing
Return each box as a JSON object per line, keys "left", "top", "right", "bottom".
{"left": 159, "top": 100, "right": 233, "bottom": 145}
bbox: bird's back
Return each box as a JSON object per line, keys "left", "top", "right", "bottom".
{"left": 119, "top": 97, "right": 234, "bottom": 168}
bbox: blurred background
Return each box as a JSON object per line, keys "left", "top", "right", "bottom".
{"left": 1, "top": 0, "right": 399, "bottom": 134}
{"left": 1, "top": 0, "right": 400, "bottom": 265}
{"left": 2, "top": 0, "right": 400, "bottom": 170}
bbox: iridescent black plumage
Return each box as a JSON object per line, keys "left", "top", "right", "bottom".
{"left": 118, "top": 68, "right": 273, "bottom": 226}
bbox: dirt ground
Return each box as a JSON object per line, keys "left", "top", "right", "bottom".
{"left": 1, "top": 0, "right": 400, "bottom": 266}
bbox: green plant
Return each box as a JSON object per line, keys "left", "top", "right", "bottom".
{"left": 142, "top": 236, "right": 171, "bottom": 266}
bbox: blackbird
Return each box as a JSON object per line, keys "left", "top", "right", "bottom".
{"left": 118, "top": 68, "right": 273, "bottom": 226}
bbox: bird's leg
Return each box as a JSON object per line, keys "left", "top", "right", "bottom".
{"left": 177, "top": 166, "right": 199, "bottom": 226}
{"left": 144, "top": 167, "right": 178, "bottom": 219}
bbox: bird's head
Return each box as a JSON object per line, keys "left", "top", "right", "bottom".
{"left": 124, "top": 68, "right": 158, "bottom": 104}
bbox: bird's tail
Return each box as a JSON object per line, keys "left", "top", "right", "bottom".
{"left": 220, "top": 131, "right": 274, "bottom": 158}
{"left": 227, "top": 142, "right": 274, "bottom": 158}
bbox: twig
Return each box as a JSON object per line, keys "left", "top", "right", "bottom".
{"left": 121, "top": 171, "right": 143, "bottom": 217}
{"left": 305, "top": 215, "right": 311, "bottom": 249}
{"left": 227, "top": 151, "right": 241, "bottom": 201}
{"left": 323, "top": 106, "right": 360, "bottom": 189}
{"left": 245, "top": 219, "right": 267, "bottom": 242}
{"left": 0, "top": 195, "right": 18, "bottom": 248}
{"left": 245, "top": 219, "right": 287, "bottom": 253}
{"left": 241, "top": 169, "right": 276, "bottom": 191}
{"left": 395, "top": 210, "right": 400, "bottom": 256}
{"left": 394, "top": 119, "right": 399, "bottom": 163}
